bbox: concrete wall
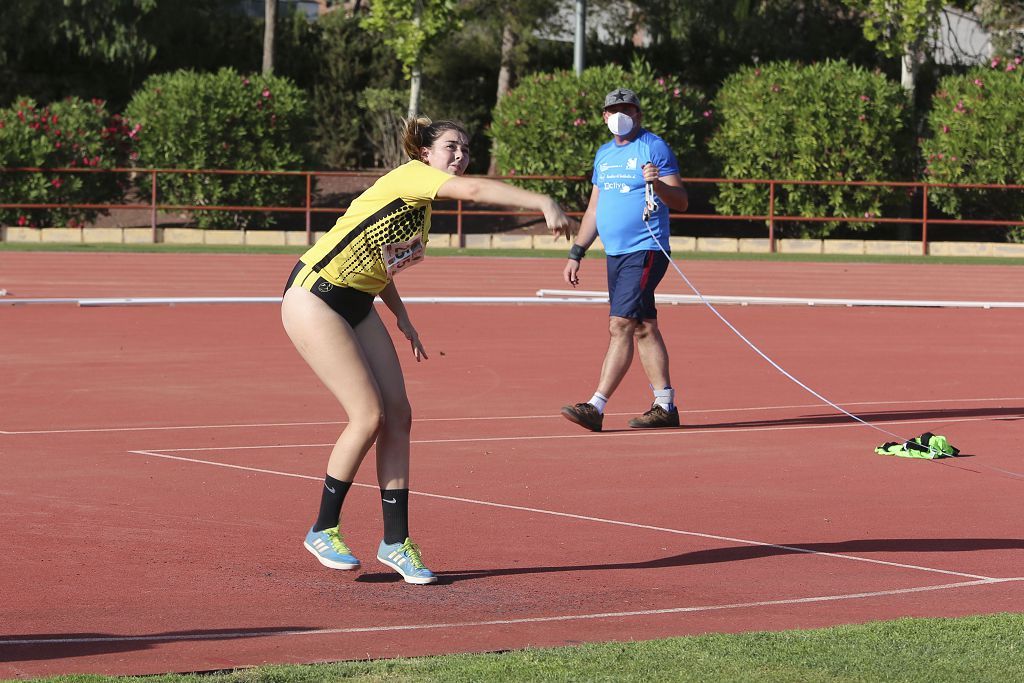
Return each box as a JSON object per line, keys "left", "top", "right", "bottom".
{"left": 3, "top": 226, "right": 1024, "bottom": 257}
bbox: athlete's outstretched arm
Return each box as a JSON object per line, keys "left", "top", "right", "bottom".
{"left": 436, "top": 176, "right": 571, "bottom": 240}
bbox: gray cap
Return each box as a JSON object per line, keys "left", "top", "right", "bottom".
{"left": 603, "top": 87, "right": 640, "bottom": 109}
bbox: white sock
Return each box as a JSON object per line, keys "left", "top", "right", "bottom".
{"left": 589, "top": 392, "right": 608, "bottom": 414}
{"left": 653, "top": 387, "right": 674, "bottom": 411}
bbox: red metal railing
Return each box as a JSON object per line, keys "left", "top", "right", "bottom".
{"left": 3, "top": 166, "right": 1024, "bottom": 254}
{"left": 677, "top": 177, "right": 1024, "bottom": 255}
{"left": 0, "top": 167, "right": 385, "bottom": 244}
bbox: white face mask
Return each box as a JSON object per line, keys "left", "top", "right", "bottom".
{"left": 606, "top": 112, "right": 634, "bottom": 136}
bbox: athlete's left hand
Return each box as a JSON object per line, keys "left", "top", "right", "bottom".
{"left": 397, "top": 315, "right": 428, "bottom": 362}
{"left": 642, "top": 162, "right": 659, "bottom": 183}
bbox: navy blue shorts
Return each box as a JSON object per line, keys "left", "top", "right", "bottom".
{"left": 606, "top": 250, "right": 669, "bottom": 321}
{"left": 284, "top": 261, "right": 375, "bottom": 328}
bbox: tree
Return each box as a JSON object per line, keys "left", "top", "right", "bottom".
{"left": 460, "top": 0, "right": 562, "bottom": 172}
{"left": 304, "top": 9, "right": 403, "bottom": 168}
{"left": 0, "top": 0, "right": 158, "bottom": 107}
{"left": 50, "top": 0, "right": 158, "bottom": 63}
{"left": 0, "top": 0, "right": 266, "bottom": 111}
{"left": 976, "top": 0, "right": 1024, "bottom": 56}
{"left": 626, "top": 0, "right": 881, "bottom": 99}
{"left": 360, "top": 0, "right": 462, "bottom": 118}
{"left": 842, "top": 0, "right": 945, "bottom": 95}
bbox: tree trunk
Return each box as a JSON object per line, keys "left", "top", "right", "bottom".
{"left": 262, "top": 0, "right": 276, "bottom": 75}
{"left": 408, "top": 64, "right": 422, "bottom": 119}
{"left": 488, "top": 23, "right": 518, "bottom": 175}
{"left": 406, "top": 0, "right": 423, "bottom": 119}
{"left": 900, "top": 48, "right": 917, "bottom": 94}
{"left": 900, "top": 45, "right": 921, "bottom": 240}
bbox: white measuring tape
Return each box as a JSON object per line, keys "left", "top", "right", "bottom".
{"left": 639, "top": 178, "right": 942, "bottom": 452}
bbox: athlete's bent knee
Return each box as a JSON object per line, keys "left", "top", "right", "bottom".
{"left": 347, "top": 408, "right": 385, "bottom": 441}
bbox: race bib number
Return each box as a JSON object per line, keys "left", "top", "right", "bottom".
{"left": 382, "top": 235, "right": 425, "bottom": 277}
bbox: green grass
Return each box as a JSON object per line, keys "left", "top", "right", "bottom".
{"left": 3, "top": 240, "right": 1024, "bottom": 265}
{"left": 19, "top": 613, "right": 1024, "bottom": 682}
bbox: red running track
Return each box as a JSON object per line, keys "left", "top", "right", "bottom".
{"left": 1, "top": 252, "right": 1023, "bottom": 676}
{"left": 3, "top": 250, "right": 1024, "bottom": 300}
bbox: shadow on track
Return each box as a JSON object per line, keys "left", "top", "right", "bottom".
{"left": 0, "top": 626, "right": 318, "bottom": 662}
{"left": 691, "top": 406, "right": 1024, "bottom": 430}
{"left": 421, "top": 537, "right": 1024, "bottom": 585}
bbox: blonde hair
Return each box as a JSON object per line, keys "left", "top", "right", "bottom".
{"left": 402, "top": 117, "right": 470, "bottom": 161}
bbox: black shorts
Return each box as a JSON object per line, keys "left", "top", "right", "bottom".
{"left": 284, "top": 261, "right": 375, "bottom": 328}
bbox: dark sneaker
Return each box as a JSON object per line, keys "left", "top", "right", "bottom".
{"left": 560, "top": 402, "right": 603, "bottom": 432}
{"left": 628, "top": 404, "right": 680, "bottom": 429}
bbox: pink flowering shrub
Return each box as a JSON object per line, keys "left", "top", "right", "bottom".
{"left": 489, "top": 59, "right": 706, "bottom": 209}
{"left": 709, "top": 60, "right": 910, "bottom": 238}
{"left": 124, "top": 68, "right": 312, "bottom": 229}
{"left": 0, "top": 97, "right": 133, "bottom": 228}
{"left": 922, "top": 60, "right": 1024, "bottom": 242}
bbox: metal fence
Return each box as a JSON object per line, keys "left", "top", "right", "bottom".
{"left": 3, "top": 166, "right": 1024, "bottom": 254}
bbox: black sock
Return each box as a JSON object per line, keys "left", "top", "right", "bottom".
{"left": 312, "top": 475, "right": 351, "bottom": 532}
{"left": 381, "top": 488, "right": 409, "bottom": 544}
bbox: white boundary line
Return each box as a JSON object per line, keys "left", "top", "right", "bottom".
{"left": 0, "top": 295, "right": 590, "bottom": 307}
{"left": 0, "top": 577, "right": 1017, "bottom": 647}
{"left": 3, "top": 292, "right": 1024, "bottom": 308}
{"left": 111, "top": 412, "right": 1017, "bottom": 452}
{"left": 537, "top": 289, "right": 1024, "bottom": 309}
{"left": 3, "top": 396, "right": 1021, "bottom": 435}
{"left": 127, "top": 449, "right": 1001, "bottom": 581}
{"left": 3, "top": 433, "right": 1017, "bottom": 650}
{"left": 3, "top": 288, "right": 1020, "bottom": 649}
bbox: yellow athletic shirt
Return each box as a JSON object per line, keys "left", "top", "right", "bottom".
{"left": 298, "top": 160, "right": 453, "bottom": 294}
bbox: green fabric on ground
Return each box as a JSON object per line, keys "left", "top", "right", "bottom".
{"left": 875, "top": 432, "right": 960, "bottom": 459}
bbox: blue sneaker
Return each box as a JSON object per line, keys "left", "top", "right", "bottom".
{"left": 376, "top": 538, "right": 437, "bottom": 584}
{"left": 304, "top": 526, "right": 360, "bottom": 570}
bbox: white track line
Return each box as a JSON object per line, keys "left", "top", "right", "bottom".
{"left": 5, "top": 293, "right": 1024, "bottom": 308}
{"left": 128, "top": 449, "right": 1000, "bottom": 581}
{"left": 537, "top": 289, "right": 1024, "bottom": 309}
{"left": 3, "top": 396, "right": 1021, "bottom": 435}
{"left": 0, "top": 295, "right": 591, "bottom": 307}
{"left": 127, "top": 412, "right": 1019, "bottom": 453}
{"left": 1, "top": 578, "right": 1017, "bottom": 648}
{"left": 0, "top": 420, "right": 345, "bottom": 435}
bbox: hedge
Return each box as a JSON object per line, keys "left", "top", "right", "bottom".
{"left": 490, "top": 59, "right": 705, "bottom": 211}
{"left": 922, "top": 58, "right": 1024, "bottom": 242}
{"left": 0, "top": 97, "right": 134, "bottom": 228}
{"left": 124, "top": 68, "right": 312, "bottom": 229}
{"left": 708, "top": 60, "right": 911, "bottom": 238}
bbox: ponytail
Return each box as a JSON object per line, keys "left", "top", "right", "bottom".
{"left": 402, "top": 117, "right": 470, "bottom": 161}
{"left": 402, "top": 116, "right": 434, "bottom": 161}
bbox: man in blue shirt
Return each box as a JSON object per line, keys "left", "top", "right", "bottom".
{"left": 561, "top": 88, "right": 689, "bottom": 432}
